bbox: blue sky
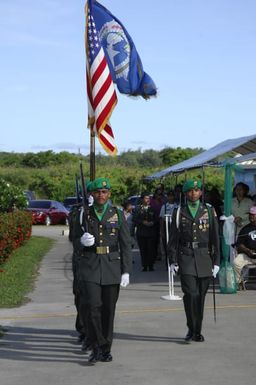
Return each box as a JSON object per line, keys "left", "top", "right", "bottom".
{"left": 1, "top": 0, "right": 256, "bottom": 155}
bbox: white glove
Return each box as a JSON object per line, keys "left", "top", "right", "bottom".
{"left": 170, "top": 263, "right": 179, "bottom": 275}
{"left": 80, "top": 232, "right": 95, "bottom": 247}
{"left": 120, "top": 273, "right": 130, "bottom": 288}
{"left": 212, "top": 265, "right": 220, "bottom": 278}
{"left": 88, "top": 195, "right": 94, "bottom": 206}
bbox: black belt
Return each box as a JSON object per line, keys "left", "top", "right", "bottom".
{"left": 182, "top": 242, "right": 208, "bottom": 249}
{"left": 84, "top": 245, "right": 119, "bottom": 254}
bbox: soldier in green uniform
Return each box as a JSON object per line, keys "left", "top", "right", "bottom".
{"left": 70, "top": 180, "right": 93, "bottom": 344}
{"left": 167, "top": 179, "right": 220, "bottom": 342}
{"left": 72, "top": 177, "right": 132, "bottom": 364}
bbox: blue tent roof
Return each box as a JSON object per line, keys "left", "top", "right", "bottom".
{"left": 146, "top": 134, "right": 256, "bottom": 179}
{"left": 223, "top": 152, "right": 256, "bottom": 166}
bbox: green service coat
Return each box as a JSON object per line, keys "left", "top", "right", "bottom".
{"left": 167, "top": 203, "right": 220, "bottom": 277}
{"left": 72, "top": 205, "right": 132, "bottom": 285}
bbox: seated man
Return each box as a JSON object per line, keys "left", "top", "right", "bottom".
{"left": 233, "top": 206, "right": 256, "bottom": 288}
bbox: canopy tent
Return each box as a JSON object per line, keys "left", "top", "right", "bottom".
{"left": 146, "top": 134, "right": 256, "bottom": 180}
{"left": 146, "top": 134, "right": 256, "bottom": 270}
{"left": 223, "top": 152, "right": 256, "bottom": 166}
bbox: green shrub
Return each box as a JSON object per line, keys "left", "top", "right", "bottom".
{"left": 0, "top": 211, "right": 32, "bottom": 265}
{"left": 0, "top": 178, "right": 27, "bottom": 213}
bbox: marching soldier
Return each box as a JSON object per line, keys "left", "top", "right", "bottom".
{"left": 167, "top": 179, "right": 220, "bottom": 342}
{"left": 70, "top": 181, "right": 93, "bottom": 344}
{"left": 72, "top": 177, "right": 132, "bottom": 364}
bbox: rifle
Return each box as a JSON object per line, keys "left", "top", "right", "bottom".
{"left": 79, "top": 161, "right": 89, "bottom": 232}
{"left": 75, "top": 174, "right": 81, "bottom": 204}
{"left": 207, "top": 205, "right": 217, "bottom": 323}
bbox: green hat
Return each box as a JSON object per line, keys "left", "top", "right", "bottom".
{"left": 182, "top": 179, "right": 202, "bottom": 193}
{"left": 91, "top": 177, "right": 111, "bottom": 191}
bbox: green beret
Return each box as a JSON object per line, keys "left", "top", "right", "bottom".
{"left": 91, "top": 177, "right": 111, "bottom": 191}
{"left": 182, "top": 179, "right": 202, "bottom": 193}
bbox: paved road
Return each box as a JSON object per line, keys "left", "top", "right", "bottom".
{"left": 0, "top": 226, "right": 256, "bottom": 385}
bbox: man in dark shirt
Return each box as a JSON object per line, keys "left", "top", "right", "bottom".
{"left": 233, "top": 205, "right": 256, "bottom": 285}
{"left": 132, "top": 193, "right": 158, "bottom": 271}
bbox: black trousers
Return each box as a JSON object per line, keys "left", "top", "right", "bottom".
{"left": 73, "top": 275, "right": 87, "bottom": 336}
{"left": 137, "top": 235, "right": 155, "bottom": 268}
{"left": 80, "top": 281, "right": 120, "bottom": 352}
{"left": 74, "top": 291, "right": 86, "bottom": 335}
{"left": 180, "top": 275, "right": 210, "bottom": 335}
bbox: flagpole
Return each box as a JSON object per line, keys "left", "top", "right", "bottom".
{"left": 85, "top": 2, "right": 95, "bottom": 180}
{"left": 90, "top": 126, "right": 96, "bottom": 180}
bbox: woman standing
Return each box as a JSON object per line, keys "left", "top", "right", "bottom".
{"left": 232, "top": 182, "right": 252, "bottom": 235}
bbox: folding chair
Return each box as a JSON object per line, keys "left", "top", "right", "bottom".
{"left": 241, "top": 263, "right": 256, "bottom": 289}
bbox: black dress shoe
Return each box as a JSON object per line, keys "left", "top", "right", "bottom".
{"left": 184, "top": 330, "right": 193, "bottom": 342}
{"left": 192, "top": 334, "right": 205, "bottom": 342}
{"left": 142, "top": 267, "right": 148, "bottom": 272}
{"left": 88, "top": 348, "right": 102, "bottom": 364}
{"left": 100, "top": 352, "right": 113, "bottom": 362}
{"left": 149, "top": 266, "right": 154, "bottom": 271}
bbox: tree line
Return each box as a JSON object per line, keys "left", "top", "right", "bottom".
{"left": 0, "top": 147, "right": 226, "bottom": 204}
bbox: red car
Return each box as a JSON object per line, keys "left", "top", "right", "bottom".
{"left": 27, "top": 200, "right": 69, "bottom": 226}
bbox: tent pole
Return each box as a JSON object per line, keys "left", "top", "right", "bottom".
{"left": 222, "top": 162, "right": 233, "bottom": 261}
{"left": 202, "top": 165, "right": 205, "bottom": 203}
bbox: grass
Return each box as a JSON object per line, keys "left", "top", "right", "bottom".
{"left": 0, "top": 236, "right": 54, "bottom": 308}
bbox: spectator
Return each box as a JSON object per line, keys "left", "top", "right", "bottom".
{"left": 205, "top": 187, "right": 223, "bottom": 220}
{"left": 122, "top": 200, "right": 133, "bottom": 234}
{"left": 122, "top": 200, "right": 135, "bottom": 250}
{"left": 159, "top": 190, "right": 178, "bottom": 259}
{"left": 150, "top": 188, "right": 167, "bottom": 261}
{"left": 232, "top": 182, "right": 252, "bottom": 234}
{"left": 132, "top": 192, "right": 158, "bottom": 271}
{"left": 233, "top": 206, "right": 256, "bottom": 289}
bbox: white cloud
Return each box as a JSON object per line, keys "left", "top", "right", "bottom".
{"left": 31, "top": 142, "right": 90, "bottom": 153}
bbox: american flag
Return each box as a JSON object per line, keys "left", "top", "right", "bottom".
{"left": 86, "top": 1, "right": 118, "bottom": 155}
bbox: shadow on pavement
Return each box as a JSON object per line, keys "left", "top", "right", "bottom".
{"left": 0, "top": 326, "right": 85, "bottom": 364}
{"left": 0, "top": 324, "right": 189, "bottom": 365}
{"left": 114, "top": 331, "right": 187, "bottom": 345}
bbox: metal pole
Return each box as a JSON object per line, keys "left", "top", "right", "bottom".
{"left": 161, "top": 214, "right": 181, "bottom": 301}
{"left": 222, "top": 163, "right": 233, "bottom": 261}
{"left": 202, "top": 165, "right": 205, "bottom": 203}
{"left": 90, "top": 128, "right": 96, "bottom": 181}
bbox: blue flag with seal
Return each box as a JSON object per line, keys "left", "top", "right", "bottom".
{"left": 90, "top": 0, "right": 157, "bottom": 99}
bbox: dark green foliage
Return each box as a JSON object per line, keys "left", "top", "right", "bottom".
{"left": 20, "top": 150, "right": 77, "bottom": 168}
{"left": 159, "top": 147, "right": 203, "bottom": 166}
{"left": 0, "top": 178, "right": 27, "bottom": 212}
{"left": 0, "top": 148, "right": 226, "bottom": 203}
